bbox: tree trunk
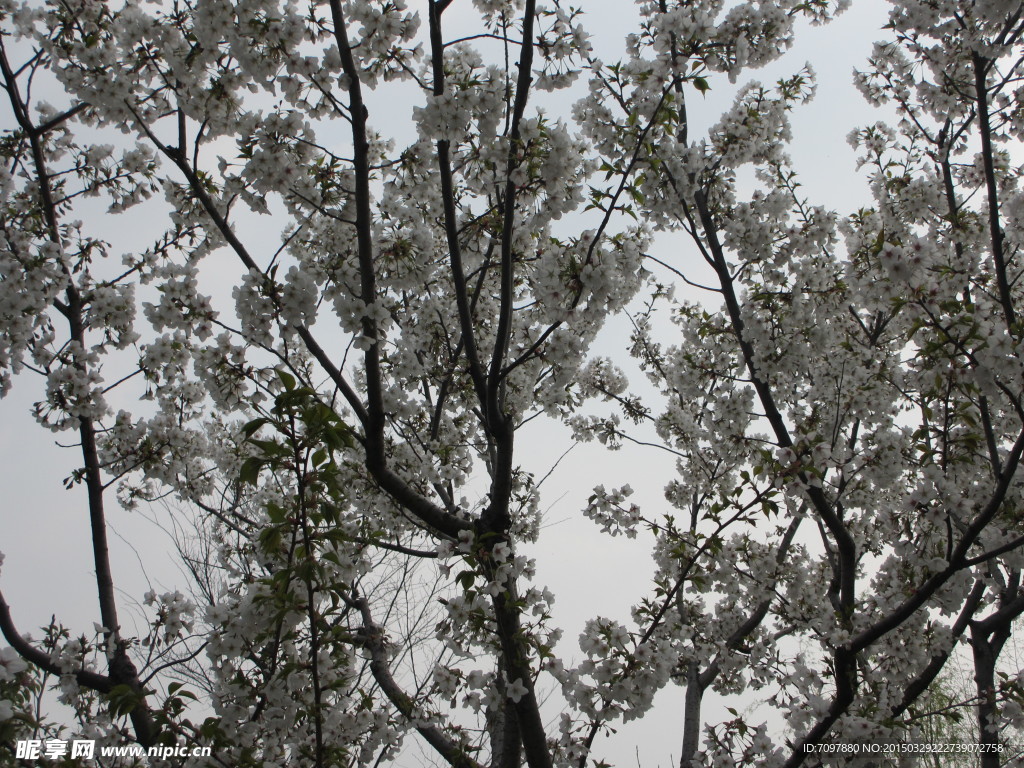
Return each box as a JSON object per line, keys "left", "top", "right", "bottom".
{"left": 679, "top": 662, "right": 704, "bottom": 768}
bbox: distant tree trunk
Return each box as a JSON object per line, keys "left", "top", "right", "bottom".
{"left": 680, "top": 662, "right": 703, "bottom": 768}
{"left": 970, "top": 577, "right": 1022, "bottom": 768}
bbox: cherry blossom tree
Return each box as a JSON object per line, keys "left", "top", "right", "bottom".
{"left": 575, "top": 1, "right": 1024, "bottom": 765}
{"left": 1, "top": 1, "right": 1024, "bottom": 767}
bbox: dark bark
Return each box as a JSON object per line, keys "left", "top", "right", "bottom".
{"left": 0, "top": 37, "right": 156, "bottom": 748}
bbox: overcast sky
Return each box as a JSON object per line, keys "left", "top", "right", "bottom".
{"left": 1, "top": 2, "right": 893, "bottom": 765}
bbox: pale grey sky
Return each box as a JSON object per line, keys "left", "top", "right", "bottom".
{"left": 1, "top": 2, "right": 892, "bottom": 765}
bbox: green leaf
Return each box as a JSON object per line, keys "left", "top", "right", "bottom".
{"left": 266, "top": 502, "right": 287, "bottom": 524}
{"left": 239, "top": 457, "right": 263, "bottom": 485}
{"left": 241, "top": 417, "right": 269, "bottom": 438}
{"left": 250, "top": 438, "right": 290, "bottom": 458}
{"left": 258, "top": 526, "right": 282, "bottom": 553}
{"left": 322, "top": 422, "right": 355, "bottom": 452}
{"left": 107, "top": 684, "right": 142, "bottom": 718}
{"left": 456, "top": 570, "right": 476, "bottom": 591}
{"left": 276, "top": 368, "right": 297, "bottom": 391}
